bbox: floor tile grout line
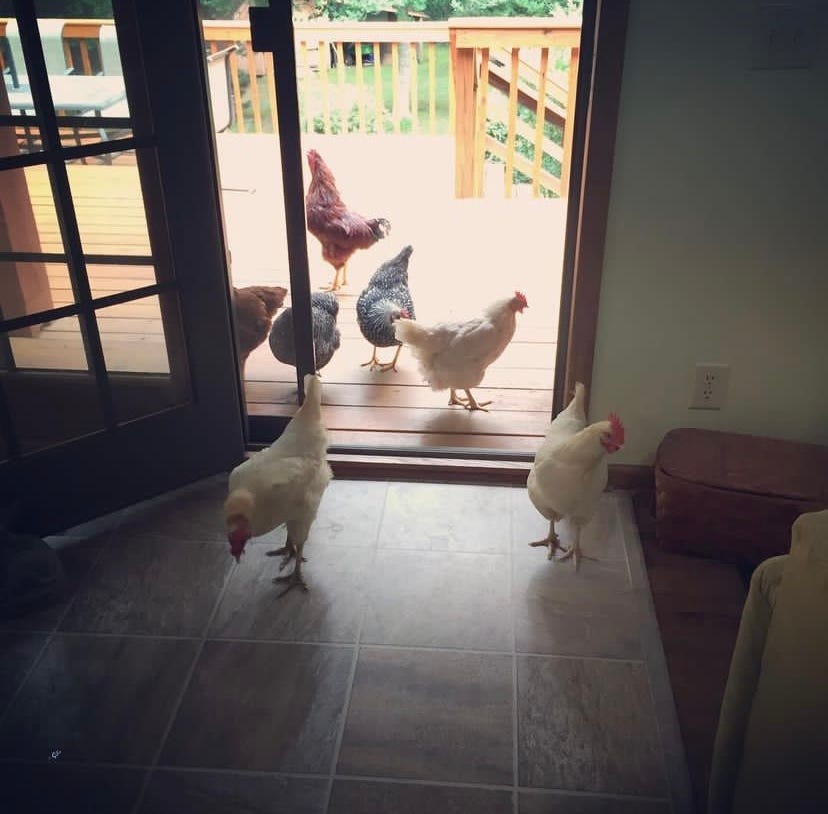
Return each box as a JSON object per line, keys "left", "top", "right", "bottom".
{"left": 321, "top": 481, "right": 388, "bottom": 813}
{"left": 614, "top": 492, "right": 693, "bottom": 814}
{"left": 127, "top": 554, "right": 240, "bottom": 814}
{"left": 0, "top": 518, "right": 117, "bottom": 730}
{"left": 510, "top": 500, "right": 520, "bottom": 814}
{"left": 0, "top": 752, "right": 675, "bottom": 803}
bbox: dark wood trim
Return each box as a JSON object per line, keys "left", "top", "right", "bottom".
{"left": 556, "top": 0, "right": 630, "bottom": 413}
{"left": 329, "top": 453, "right": 532, "bottom": 486}
{"left": 329, "top": 456, "right": 653, "bottom": 491}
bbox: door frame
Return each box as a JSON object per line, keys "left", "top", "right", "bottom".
{"left": 0, "top": 0, "right": 244, "bottom": 533}
{"left": 554, "top": 0, "right": 631, "bottom": 415}
{"left": 244, "top": 0, "right": 631, "bottom": 464}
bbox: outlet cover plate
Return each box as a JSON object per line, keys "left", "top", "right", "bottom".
{"left": 751, "top": 4, "right": 819, "bottom": 70}
{"left": 690, "top": 363, "right": 730, "bottom": 410}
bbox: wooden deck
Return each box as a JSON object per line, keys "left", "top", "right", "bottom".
{"left": 15, "top": 134, "right": 566, "bottom": 453}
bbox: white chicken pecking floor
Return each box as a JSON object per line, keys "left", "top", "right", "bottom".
{"left": 0, "top": 478, "right": 694, "bottom": 814}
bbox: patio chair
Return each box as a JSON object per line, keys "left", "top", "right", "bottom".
{"left": 206, "top": 44, "right": 238, "bottom": 133}
{"left": 3, "top": 18, "right": 73, "bottom": 88}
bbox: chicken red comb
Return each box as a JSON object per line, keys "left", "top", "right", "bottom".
{"left": 608, "top": 413, "right": 625, "bottom": 447}
{"left": 514, "top": 291, "right": 528, "bottom": 308}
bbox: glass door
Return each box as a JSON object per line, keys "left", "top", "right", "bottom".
{"left": 0, "top": 0, "right": 244, "bottom": 534}
{"left": 209, "top": 1, "right": 585, "bottom": 457}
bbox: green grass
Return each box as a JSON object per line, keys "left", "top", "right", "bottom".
{"left": 233, "top": 44, "right": 453, "bottom": 136}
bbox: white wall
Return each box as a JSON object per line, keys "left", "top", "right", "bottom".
{"left": 589, "top": 0, "right": 828, "bottom": 465}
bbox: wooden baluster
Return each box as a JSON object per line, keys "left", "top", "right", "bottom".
{"left": 428, "top": 42, "right": 436, "bottom": 135}
{"left": 246, "top": 41, "right": 263, "bottom": 133}
{"left": 372, "top": 42, "right": 382, "bottom": 133}
{"left": 335, "top": 41, "right": 346, "bottom": 131}
{"left": 561, "top": 46, "right": 580, "bottom": 197}
{"left": 474, "top": 48, "right": 490, "bottom": 198}
{"left": 504, "top": 47, "right": 520, "bottom": 198}
{"left": 532, "top": 47, "right": 550, "bottom": 198}
{"left": 355, "top": 42, "right": 366, "bottom": 133}
{"left": 391, "top": 42, "right": 400, "bottom": 133}
{"left": 264, "top": 46, "right": 278, "bottom": 134}
{"left": 229, "top": 46, "right": 245, "bottom": 133}
{"left": 448, "top": 40, "right": 455, "bottom": 136}
{"left": 319, "top": 40, "right": 330, "bottom": 133}
{"left": 300, "top": 39, "right": 312, "bottom": 133}
{"left": 410, "top": 41, "right": 419, "bottom": 132}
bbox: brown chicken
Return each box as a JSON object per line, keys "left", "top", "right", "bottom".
{"left": 305, "top": 149, "right": 391, "bottom": 291}
{"left": 232, "top": 285, "right": 287, "bottom": 370}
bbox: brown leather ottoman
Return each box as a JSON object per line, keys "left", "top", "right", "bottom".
{"left": 655, "top": 428, "right": 828, "bottom": 565}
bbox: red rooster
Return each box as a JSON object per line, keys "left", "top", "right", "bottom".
{"left": 305, "top": 149, "right": 391, "bottom": 291}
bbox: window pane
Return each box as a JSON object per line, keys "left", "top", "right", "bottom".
{"left": 0, "top": 164, "right": 65, "bottom": 254}
{"left": 86, "top": 262, "right": 156, "bottom": 299}
{"left": 59, "top": 123, "right": 133, "bottom": 154}
{"left": 97, "top": 295, "right": 169, "bottom": 375}
{"left": 0, "top": 123, "right": 43, "bottom": 157}
{"left": 7, "top": 314, "right": 87, "bottom": 371}
{"left": 0, "top": 260, "right": 72, "bottom": 321}
{"left": 1, "top": 311, "right": 105, "bottom": 455}
{"left": 0, "top": 367, "right": 104, "bottom": 456}
{"left": 66, "top": 151, "right": 151, "bottom": 256}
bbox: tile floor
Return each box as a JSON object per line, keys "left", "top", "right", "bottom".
{"left": 0, "top": 477, "right": 693, "bottom": 814}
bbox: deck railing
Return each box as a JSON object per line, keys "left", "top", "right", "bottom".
{"left": 1, "top": 16, "right": 581, "bottom": 197}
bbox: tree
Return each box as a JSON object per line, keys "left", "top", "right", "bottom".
{"left": 317, "top": 0, "right": 580, "bottom": 21}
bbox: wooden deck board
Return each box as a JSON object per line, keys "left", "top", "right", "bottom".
{"left": 14, "top": 133, "right": 565, "bottom": 453}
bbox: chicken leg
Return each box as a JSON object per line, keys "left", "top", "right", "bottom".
{"left": 529, "top": 519, "right": 569, "bottom": 560}
{"left": 449, "top": 388, "right": 492, "bottom": 411}
{"left": 273, "top": 555, "right": 308, "bottom": 596}
{"left": 266, "top": 538, "right": 306, "bottom": 572}
{"left": 271, "top": 521, "right": 311, "bottom": 597}
{"left": 321, "top": 264, "right": 347, "bottom": 292}
{"left": 556, "top": 526, "right": 596, "bottom": 571}
{"left": 361, "top": 343, "right": 402, "bottom": 372}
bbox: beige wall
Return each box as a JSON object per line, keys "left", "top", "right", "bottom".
{"left": 588, "top": 0, "right": 828, "bottom": 465}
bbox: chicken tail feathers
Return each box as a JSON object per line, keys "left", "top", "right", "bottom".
{"left": 393, "top": 318, "right": 430, "bottom": 349}
{"left": 559, "top": 381, "right": 587, "bottom": 422}
{"left": 302, "top": 373, "right": 323, "bottom": 408}
{"left": 370, "top": 218, "right": 391, "bottom": 240}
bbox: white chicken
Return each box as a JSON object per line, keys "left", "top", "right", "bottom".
{"left": 223, "top": 373, "right": 332, "bottom": 596}
{"left": 527, "top": 382, "right": 625, "bottom": 568}
{"left": 393, "top": 291, "right": 527, "bottom": 411}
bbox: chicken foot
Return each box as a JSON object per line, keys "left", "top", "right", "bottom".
{"left": 449, "top": 388, "right": 492, "bottom": 411}
{"left": 529, "top": 520, "right": 569, "bottom": 560}
{"left": 321, "top": 264, "right": 347, "bottom": 292}
{"left": 266, "top": 538, "right": 306, "bottom": 572}
{"left": 272, "top": 557, "right": 309, "bottom": 596}
{"left": 555, "top": 528, "right": 596, "bottom": 571}
{"left": 361, "top": 344, "right": 402, "bottom": 372}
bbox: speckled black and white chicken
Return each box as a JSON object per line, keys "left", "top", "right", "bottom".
{"left": 268, "top": 291, "right": 341, "bottom": 373}
{"left": 356, "top": 245, "right": 415, "bottom": 372}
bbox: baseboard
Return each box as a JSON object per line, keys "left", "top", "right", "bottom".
{"left": 608, "top": 464, "right": 654, "bottom": 491}
{"left": 328, "top": 454, "right": 531, "bottom": 486}
{"left": 329, "top": 456, "right": 654, "bottom": 490}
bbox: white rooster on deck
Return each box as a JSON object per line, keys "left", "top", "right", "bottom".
{"left": 527, "top": 382, "right": 625, "bottom": 568}
{"left": 223, "top": 373, "right": 332, "bottom": 596}
{"left": 393, "top": 291, "right": 528, "bottom": 411}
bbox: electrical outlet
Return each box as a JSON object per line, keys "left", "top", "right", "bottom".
{"left": 690, "top": 364, "right": 730, "bottom": 410}
{"left": 751, "top": 4, "right": 818, "bottom": 70}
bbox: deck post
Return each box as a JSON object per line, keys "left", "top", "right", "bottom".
{"left": 0, "top": 81, "right": 53, "bottom": 338}
{"left": 561, "top": 46, "right": 580, "bottom": 198}
{"left": 450, "top": 28, "right": 476, "bottom": 199}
